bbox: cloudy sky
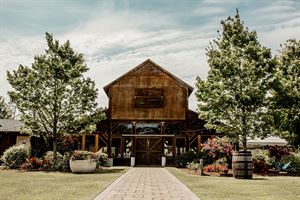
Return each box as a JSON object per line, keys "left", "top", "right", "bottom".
{"left": 0, "top": 0, "right": 299, "bottom": 110}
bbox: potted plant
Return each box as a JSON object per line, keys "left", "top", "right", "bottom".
{"left": 69, "top": 150, "right": 97, "bottom": 173}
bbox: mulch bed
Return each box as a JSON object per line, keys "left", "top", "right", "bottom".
{"left": 180, "top": 168, "right": 300, "bottom": 177}
{"left": 179, "top": 168, "right": 233, "bottom": 177}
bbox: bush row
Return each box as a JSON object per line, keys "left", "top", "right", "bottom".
{"left": 175, "top": 137, "right": 232, "bottom": 169}
{"left": 0, "top": 145, "right": 108, "bottom": 171}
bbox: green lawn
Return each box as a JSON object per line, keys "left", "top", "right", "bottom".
{"left": 0, "top": 168, "right": 127, "bottom": 200}
{"left": 168, "top": 168, "right": 300, "bottom": 200}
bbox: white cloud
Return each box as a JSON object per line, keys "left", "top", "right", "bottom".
{"left": 202, "top": 0, "right": 243, "bottom": 4}
{"left": 0, "top": 9, "right": 215, "bottom": 110}
{"left": 258, "top": 25, "right": 300, "bottom": 54}
{"left": 194, "top": 7, "right": 226, "bottom": 16}
{"left": 0, "top": 1, "right": 299, "bottom": 111}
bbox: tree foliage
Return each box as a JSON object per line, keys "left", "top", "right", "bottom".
{"left": 271, "top": 39, "right": 300, "bottom": 147}
{"left": 0, "top": 96, "right": 12, "bottom": 119}
{"left": 195, "top": 10, "right": 276, "bottom": 149}
{"left": 7, "top": 33, "right": 105, "bottom": 159}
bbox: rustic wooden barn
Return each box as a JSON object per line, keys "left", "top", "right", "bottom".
{"left": 0, "top": 119, "right": 30, "bottom": 156}
{"left": 84, "top": 59, "right": 220, "bottom": 166}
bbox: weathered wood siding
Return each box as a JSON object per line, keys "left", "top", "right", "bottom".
{"left": 109, "top": 62, "right": 188, "bottom": 120}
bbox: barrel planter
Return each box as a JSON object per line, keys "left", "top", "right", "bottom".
{"left": 232, "top": 151, "right": 253, "bottom": 179}
{"left": 69, "top": 160, "right": 97, "bottom": 173}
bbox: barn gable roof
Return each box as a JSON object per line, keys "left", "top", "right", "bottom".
{"left": 103, "top": 59, "right": 194, "bottom": 96}
{"left": 0, "top": 119, "right": 22, "bottom": 133}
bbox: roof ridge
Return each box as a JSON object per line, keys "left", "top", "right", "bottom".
{"left": 103, "top": 59, "right": 193, "bottom": 95}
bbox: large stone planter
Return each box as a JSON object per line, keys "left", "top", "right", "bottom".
{"left": 69, "top": 160, "right": 97, "bottom": 173}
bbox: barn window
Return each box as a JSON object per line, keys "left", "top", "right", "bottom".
{"left": 134, "top": 89, "right": 164, "bottom": 108}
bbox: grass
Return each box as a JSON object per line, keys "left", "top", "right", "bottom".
{"left": 167, "top": 168, "right": 300, "bottom": 200}
{"left": 0, "top": 168, "right": 127, "bottom": 200}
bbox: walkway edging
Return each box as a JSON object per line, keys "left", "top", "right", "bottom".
{"left": 93, "top": 167, "right": 200, "bottom": 200}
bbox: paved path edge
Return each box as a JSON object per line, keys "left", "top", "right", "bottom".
{"left": 92, "top": 167, "right": 132, "bottom": 200}
{"left": 164, "top": 168, "right": 200, "bottom": 200}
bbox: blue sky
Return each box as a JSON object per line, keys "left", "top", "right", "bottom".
{"left": 0, "top": 0, "right": 299, "bottom": 110}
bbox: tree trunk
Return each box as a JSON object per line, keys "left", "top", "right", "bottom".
{"left": 234, "top": 136, "right": 240, "bottom": 151}
{"left": 53, "top": 139, "right": 58, "bottom": 161}
{"left": 241, "top": 135, "right": 247, "bottom": 150}
{"left": 241, "top": 108, "right": 247, "bottom": 150}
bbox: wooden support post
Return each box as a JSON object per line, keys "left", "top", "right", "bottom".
{"left": 197, "top": 135, "right": 202, "bottom": 153}
{"left": 95, "top": 133, "right": 99, "bottom": 152}
{"left": 132, "top": 121, "right": 136, "bottom": 157}
{"left": 172, "top": 136, "right": 176, "bottom": 157}
{"left": 81, "top": 133, "right": 86, "bottom": 150}
{"left": 161, "top": 122, "right": 165, "bottom": 156}
{"left": 121, "top": 137, "right": 124, "bottom": 159}
{"left": 107, "top": 124, "right": 112, "bottom": 157}
{"left": 185, "top": 134, "right": 189, "bottom": 152}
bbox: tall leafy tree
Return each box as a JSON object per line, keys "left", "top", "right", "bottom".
{"left": 271, "top": 39, "right": 300, "bottom": 147}
{"left": 0, "top": 96, "right": 12, "bottom": 119}
{"left": 7, "top": 33, "right": 105, "bottom": 159}
{"left": 195, "top": 10, "right": 276, "bottom": 150}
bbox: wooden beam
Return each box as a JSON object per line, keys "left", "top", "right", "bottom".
{"left": 81, "top": 133, "right": 86, "bottom": 150}
{"left": 189, "top": 134, "right": 198, "bottom": 146}
{"left": 172, "top": 136, "right": 176, "bottom": 157}
{"left": 121, "top": 137, "right": 124, "bottom": 159}
{"left": 94, "top": 133, "right": 99, "bottom": 152}
{"left": 161, "top": 122, "right": 165, "bottom": 156}
{"left": 185, "top": 134, "right": 189, "bottom": 152}
{"left": 197, "top": 135, "right": 202, "bottom": 153}
{"left": 132, "top": 121, "right": 136, "bottom": 157}
{"left": 107, "top": 125, "right": 112, "bottom": 157}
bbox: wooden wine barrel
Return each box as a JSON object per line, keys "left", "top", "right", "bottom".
{"left": 232, "top": 151, "right": 253, "bottom": 179}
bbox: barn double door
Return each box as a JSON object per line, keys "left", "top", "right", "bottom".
{"left": 135, "top": 137, "right": 162, "bottom": 166}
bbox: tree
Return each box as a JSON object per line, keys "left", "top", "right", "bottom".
{"left": 7, "top": 33, "right": 105, "bottom": 160}
{"left": 271, "top": 39, "right": 300, "bottom": 147}
{"left": 0, "top": 96, "right": 12, "bottom": 119}
{"left": 195, "top": 10, "right": 276, "bottom": 150}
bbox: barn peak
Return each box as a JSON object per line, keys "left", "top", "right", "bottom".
{"left": 103, "top": 59, "right": 193, "bottom": 96}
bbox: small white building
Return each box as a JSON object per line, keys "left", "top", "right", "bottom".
{"left": 247, "top": 136, "right": 288, "bottom": 147}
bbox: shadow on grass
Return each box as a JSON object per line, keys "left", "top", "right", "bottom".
{"left": 94, "top": 169, "right": 125, "bottom": 174}
{"left": 19, "top": 168, "right": 126, "bottom": 175}
{"left": 252, "top": 177, "right": 268, "bottom": 180}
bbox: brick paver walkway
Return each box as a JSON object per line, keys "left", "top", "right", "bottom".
{"left": 93, "top": 167, "right": 200, "bottom": 200}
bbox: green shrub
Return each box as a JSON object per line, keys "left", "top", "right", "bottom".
{"left": 278, "top": 153, "right": 300, "bottom": 174}
{"left": 42, "top": 151, "right": 64, "bottom": 171}
{"left": 291, "top": 153, "right": 300, "bottom": 174}
{"left": 61, "top": 152, "right": 72, "bottom": 172}
{"left": 1, "top": 144, "right": 30, "bottom": 169}
{"left": 187, "top": 161, "right": 200, "bottom": 170}
{"left": 95, "top": 151, "right": 108, "bottom": 167}
{"left": 215, "top": 157, "right": 228, "bottom": 166}
{"left": 252, "top": 149, "right": 269, "bottom": 161}
{"left": 175, "top": 151, "right": 201, "bottom": 168}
